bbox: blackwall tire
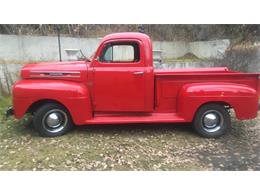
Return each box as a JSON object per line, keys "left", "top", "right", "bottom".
{"left": 192, "top": 103, "right": 231, "bottom": 138}
{"left": 33, "top": 103, "right": 73, "bottom": 137}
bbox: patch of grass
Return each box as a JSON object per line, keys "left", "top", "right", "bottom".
{"left": 0, "top": 96, "right": 259, "bottom": 171}
{"left": 0, "top": 96, "right": 12, "bottom": 121}
{"left": 0, "top": 96, "right": 11, "bottom": 109}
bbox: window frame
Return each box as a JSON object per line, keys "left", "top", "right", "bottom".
{"left": 94, "top": 39, "right": 145, "bottom": 67}
{"left": 100, "top": 43, "right": 138, "bottom": 63}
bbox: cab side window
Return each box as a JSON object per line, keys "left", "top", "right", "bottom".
{"left": 99, "top": 42, "right": 140, "bottom": 63}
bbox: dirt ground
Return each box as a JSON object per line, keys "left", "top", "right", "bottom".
{"left": 0, "top": 97, "right": 259, "bottom": 171}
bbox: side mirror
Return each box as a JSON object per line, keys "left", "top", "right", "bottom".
{"left": 95, "top": 56, "right": 100, "bottom": 61}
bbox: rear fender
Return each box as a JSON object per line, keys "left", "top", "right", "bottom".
{"left": 13, "top": 80, "right": 92, "bottom": 125}
{"left": 177, "top": 82, "right": 258, "bottom": 121}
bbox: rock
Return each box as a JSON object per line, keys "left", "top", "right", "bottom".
{"left": 66, "top": 160, "right": 72, "bottom": 165}
{"left": 49, "top": 164, "right": 55, "bottom": 168}
{"left": 49, "top": 140, "right": 57, "bottom": 144}
{"left": 70, "top": 167, "right": 77, "bottom": 171}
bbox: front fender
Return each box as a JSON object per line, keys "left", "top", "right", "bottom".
{"left": 177, "top": 82, "right": 258, "bottom": 121}
{"left": 13, "top": 80, "right": 92, "bottom": 125}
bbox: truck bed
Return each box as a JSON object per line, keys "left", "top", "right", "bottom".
{"left": 154, "top": 67, "right": 260, "bottom": 113}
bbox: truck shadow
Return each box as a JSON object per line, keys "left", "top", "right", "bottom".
{"left": 73, "top": 123, "right": 197, "bottom": 137}
{"left": 15, "top": 113, "right": 254, "bottom": 141}
{"left": 15, "top": 116, "right": 196, "bottom": 137}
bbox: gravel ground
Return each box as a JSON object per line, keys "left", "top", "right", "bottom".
{"left": 0, "top": 98, "right": 259, "bottom": 171}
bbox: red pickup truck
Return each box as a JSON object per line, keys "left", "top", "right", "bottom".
{"left": 7, "top": 32, "right": 260, "bottom": 137}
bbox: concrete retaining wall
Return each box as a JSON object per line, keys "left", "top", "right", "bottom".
{"left": 0, "top": 34, "right": 230, "bottom": 62}
{"left": 189, "top": 39, "right": 230, "bottom": 59}
{"left": 0, "top": 34, "right": 101, "bottom": 62}
{"left": 0, "top": 64, "right": 22, "bottom": 95}
{"left": 153, "top": 41, "right": 188, "bottom": 59}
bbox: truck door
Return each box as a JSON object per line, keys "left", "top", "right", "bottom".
{"left": 92, "top": 40, "right": 149, "bottom": 112}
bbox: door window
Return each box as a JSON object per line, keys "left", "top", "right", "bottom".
{"left": 99, "top": 42, "right": 140, "bottom": 63}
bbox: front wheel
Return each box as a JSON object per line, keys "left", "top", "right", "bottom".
{"left": 192, "top": 103, "right": 231, "bottom": 138}
{"left": 33, "top": 103, "right": 73, "bottom": 137}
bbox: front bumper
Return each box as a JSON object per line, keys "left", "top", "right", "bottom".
{"left": 5, "top": 107, "right": 14, "bottom": 117}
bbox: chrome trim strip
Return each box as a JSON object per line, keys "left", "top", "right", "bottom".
{"left": 29, "top": 71, "right": 81, "bottom": 78}
{"left": 30, "top": 75, "right": 80, "bottom": 78}
{"left": 30, "top": 71, "right": 80, "bottom": 74}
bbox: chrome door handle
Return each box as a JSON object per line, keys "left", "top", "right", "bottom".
{"left": 133, "top": 71, "right": 144, "bottom": 75}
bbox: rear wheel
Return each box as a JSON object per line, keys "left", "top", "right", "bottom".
{"left": 33, "top": 103, "right": 73, "bottom": 137}
{"left": 192, "top": 103, "right": 231, "bottom": 138}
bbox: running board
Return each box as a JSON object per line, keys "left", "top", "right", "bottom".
{"left": 85, "top": 113, "right": 185, "bottom": 124}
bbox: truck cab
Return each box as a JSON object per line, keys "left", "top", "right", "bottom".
{"left": 9, "top": 32, "right": 260, "bottom": 138}
{"left": 88, "top": 33, "right": 154, "bottom": 112}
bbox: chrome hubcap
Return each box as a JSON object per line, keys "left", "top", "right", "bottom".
{"left": 203, "top": 113, "right": 219, "bottom": 128}
{"left": 42, "top": 109, "right": 68, "bottom": 133}
{"left": 46, "top": 113, "right": 62, "bottom": 128}
{"left": 201, "top": 110, "right": 223, "bottom": 133}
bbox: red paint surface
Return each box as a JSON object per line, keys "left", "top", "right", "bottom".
{"left": 12, "top": 32, "right": 260, "bottom": 125}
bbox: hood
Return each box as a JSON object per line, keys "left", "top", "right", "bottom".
{"left": 21, "top": 61, "right": 90, "bottom": 82}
